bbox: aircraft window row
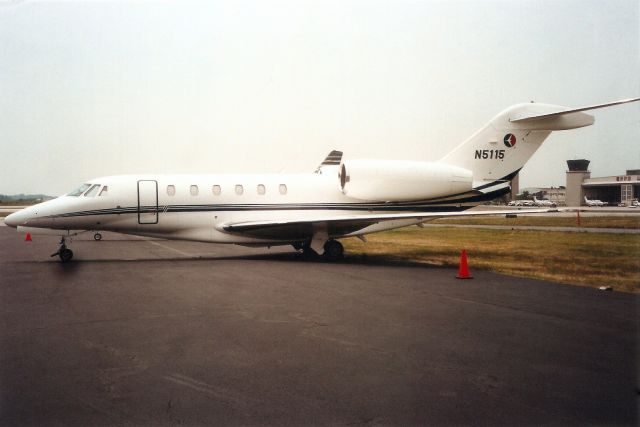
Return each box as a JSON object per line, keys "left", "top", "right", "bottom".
{"left": 164, "top": 184, "right": 288, "bottom": 196}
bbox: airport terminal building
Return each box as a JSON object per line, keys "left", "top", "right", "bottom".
{"left": 513, "top": 160, "right": 639, "bottom": 206}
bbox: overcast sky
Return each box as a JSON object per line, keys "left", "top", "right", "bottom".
{"left": 0, "top": 0, "right": 638, "bottom": 195}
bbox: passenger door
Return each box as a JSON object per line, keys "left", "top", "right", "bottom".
{"left": 137, "top": 180, "right": 158, "bottom": 224}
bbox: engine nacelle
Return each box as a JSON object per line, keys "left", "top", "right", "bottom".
{"left": 339, "top": 160, "right": 472, "bottom": 201}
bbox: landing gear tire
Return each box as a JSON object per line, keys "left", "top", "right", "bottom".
{"left": 94, "top": 232, "right": 102, "bottom": 241}
{"left": 323, "top": 239, "right": 344, "bottom": 261}
{"left": 51, "top": 237, "right": 74, "bottom": 263}
{"left": 59, "top": 248, "right": 74, "bottom": 263}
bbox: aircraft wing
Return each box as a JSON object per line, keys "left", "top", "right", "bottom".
{"left": 219, "top": 208, "right": 556, "bottom": 240}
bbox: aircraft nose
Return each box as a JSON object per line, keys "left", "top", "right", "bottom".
{"left": 4, "top": 209, "right": 26, "bottom": 228}
{"left": 4, "top": 211, "right": 19, "bottom": 228}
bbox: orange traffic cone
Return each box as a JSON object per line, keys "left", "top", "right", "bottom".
{"left": 456, "top": 249, "right": 472, "bottom": 279}
{"left": 25, "top": 233, "right": 32, "bottom": 242}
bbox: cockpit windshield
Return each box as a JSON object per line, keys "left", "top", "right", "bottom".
{"left": 68, "top": 183, "right": 92, "bottom": 197}
{"left": 84, "top": 184, "right": 101, "bottom": 197}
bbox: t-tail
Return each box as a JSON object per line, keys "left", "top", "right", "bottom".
{"left": 440, "top": 98, "right": 639, "bottom": 191}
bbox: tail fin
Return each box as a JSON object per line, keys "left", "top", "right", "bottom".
{"left": 440, "top": 98, "right": 639, "bottom": 186}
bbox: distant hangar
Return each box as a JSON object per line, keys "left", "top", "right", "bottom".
{"left": 512, "top": 160, "right": 639, "bottom": 207}
{"left": 566, "top": 160, "right": 638, "bottom": 207}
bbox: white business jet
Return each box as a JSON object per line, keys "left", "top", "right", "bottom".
{"left": 533, "top": 196, "right": 557, "bottom": 207}
{"left": 5, "top": 98, "right": 638, "bottom": 262}
{"left": 584, "top": 196, "right": 606, "bottom": 207}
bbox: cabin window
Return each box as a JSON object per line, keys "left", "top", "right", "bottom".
{"left": 235, "top": 185, "right": 244, "bottom": 195}
{"left": 190, "top": 185, "right": 199, "bottom": 196}
{"left": 257, "top": 184, "right": 265, "bottom": 195}
{"left": 167, "top": 185, "right": 176, "bottom": 196}
{"left": 83, "top": 184, "right": 101, "bottom": 197}
{"left": 68, "top": 183, "right": 91, "bottom": 197}
{"left": 212, "top": 185, "right": 221, "bottom": 196}
{"left": 279, "top": 184, "right": 287, "bottom": 195}
{"left": 98, "top": 186, "right": 109, "bottom": 196}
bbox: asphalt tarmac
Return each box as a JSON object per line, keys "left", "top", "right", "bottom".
{"left": 0, "top": 227, "right": 636, "bottom": 426}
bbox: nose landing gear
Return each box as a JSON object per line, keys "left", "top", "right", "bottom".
{"left": 51, "top": 237, "right": 73, "bottom": 263}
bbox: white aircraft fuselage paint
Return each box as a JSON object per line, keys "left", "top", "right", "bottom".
{"left": 8, "top": 172, "right": 431, "bottom": 244}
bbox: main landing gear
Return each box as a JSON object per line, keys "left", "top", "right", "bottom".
{"left": 51, "top": 237, "right": 73, "bottom": 263}
{"left": 323, "top": 239, "right": 344, "bottom": 260}
{"left": 295, "top": 239, "right": 344, "bottom": 261}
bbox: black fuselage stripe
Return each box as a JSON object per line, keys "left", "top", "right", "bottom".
{"left": 52, "top": 205, "right": 471, "bottom": 219}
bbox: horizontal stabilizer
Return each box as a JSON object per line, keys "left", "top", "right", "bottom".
{"left": 510, "top": 97, "right": 640, "bottom": 123}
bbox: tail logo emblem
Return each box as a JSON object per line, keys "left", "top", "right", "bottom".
{"left": 503, "top": 133, "right": 517, "bottom": 147}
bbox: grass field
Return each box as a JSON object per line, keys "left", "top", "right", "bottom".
{"left": 343, "top": 227, "right": 640, "bottom": 293}
{"left": 432, "top": 215, "right": 640, "bottom": 229}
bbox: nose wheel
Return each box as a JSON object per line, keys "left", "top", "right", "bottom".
{"left": 51, "top": 237, "right": 74, "bottom": 263}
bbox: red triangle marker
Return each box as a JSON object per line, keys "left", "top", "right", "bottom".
{"left": 456, "top": 249, "right": 473, "bottom": 279}
{"left": 25, "top": 233, "right": 32, "bottom": 242}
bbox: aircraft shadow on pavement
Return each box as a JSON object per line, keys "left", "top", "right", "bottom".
{"left": 231, "top": 252, "right": 447, "bottom": 270}
{"left": 29, "top": 251, "right": 447, "bottom": 271}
